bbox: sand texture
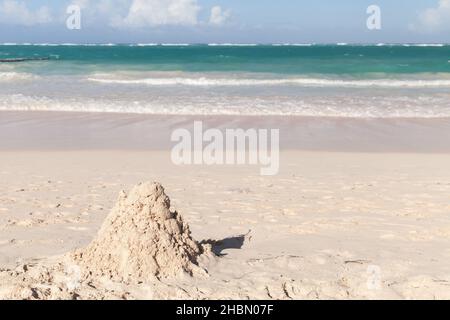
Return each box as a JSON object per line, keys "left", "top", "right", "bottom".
{"left": 73, "top": 182, "right": 209, "bottom": 282}
{"left": 0, "top": 181, "right": 212, "bottom": 299}
{"left": 1, "top": 150, "right": 450, "bottom": 299}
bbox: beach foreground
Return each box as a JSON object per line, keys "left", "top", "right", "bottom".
{"left": 1, "top": 146, "right": 450, "bottom": 299}
{"left": 2, "top": 11, "right": 450, "bottom": 302}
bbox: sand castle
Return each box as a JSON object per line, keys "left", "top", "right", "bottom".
{"left": 0, "top": 182, "right": 211, "bottom": 299}
{"left": 73, "top": 182, "right": 209, "bottom": 283}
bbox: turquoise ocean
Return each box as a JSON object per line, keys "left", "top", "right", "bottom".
{"left": 1, "top": 44, "right": 450, "bottom": 117}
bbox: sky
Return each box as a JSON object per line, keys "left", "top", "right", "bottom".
{"left": 0, "top": 0, "right": 449, "bottom": 43}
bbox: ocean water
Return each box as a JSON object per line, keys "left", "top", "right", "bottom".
{"left": 1, "top": 44, "right": 450, "bottom": 118}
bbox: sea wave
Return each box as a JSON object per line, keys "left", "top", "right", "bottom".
{"left": 207, "top": 43, "right": 259, "bottom": 46}
{"left": 87, "top": 75, "right": 450, "bottom": 88}
{"left": 1, "top": 93, "right": 450, "bottom": 118}
{"left": 135, "top": 43, "right": 159, "bottom": 46}
{"left": 0, "top": 43, "right": 449, "bottom": 47}
{"left": 271, "top": 43, "right": 314, "bottom": 47}
{"left": 0, "top": 72, "right": 38, "bottom": 82}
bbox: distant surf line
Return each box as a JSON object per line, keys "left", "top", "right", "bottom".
{"left": 0, "top": 43, "right": 449, "bottom": 47}
{"left": 87, "top": 76, "right": 450, "bottom": 88}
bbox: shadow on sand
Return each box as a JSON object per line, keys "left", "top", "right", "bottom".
{"left": 201, "top": 231, "right": 251, "bottom": 256}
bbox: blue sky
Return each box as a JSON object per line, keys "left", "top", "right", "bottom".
{"left": 0, "top": 0, "right": 449, "bottom": 43}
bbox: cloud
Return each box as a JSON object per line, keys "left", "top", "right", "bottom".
{"left": 117, "top": 0, "right": 201, "bottom": 28}
{"left": 68, "top": 0, "right": 129, "bottom": 26}
{"left": 415, "top": 0, "right": 450, "bottom": 32}
{"left": 209, "top": 5, "right": 230, "bottom": 26}
{"left": 0, "top": 0, "right": 230, "bottom": 29}
{"left": 0, "top": 0, "right": 52, "bottom": 26}
{"left": 68, "top": 0, "right": 231, "bottom": 29}
{"left": 71, "top": 0, "right": 90, "bottom": 9}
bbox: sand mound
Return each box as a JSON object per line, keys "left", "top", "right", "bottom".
{"left": 73, "top": 182, "right": 208, "bottom": 283}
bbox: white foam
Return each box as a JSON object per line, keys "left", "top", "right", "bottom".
{"left": 0, "top": 72, "right": 38, "bottom": 82}
{"left": 0, "top": 43, "right": 448, "bottom": 47}
{"left": 413, "top": 44, "right": 445, "bottom": 47}
{"left": 160, "top": 43, "right": 190, "bottom": 46}
{"left": 207, "top": 43, "right": 258, "bottom": 46}
{"left": 136, "top": 43, "right": 159, "bottom": 46}
{"left": 2, "top": 93, "right": 450, "bottom": 119}
{"left": 34, "top": 43, "right": 59, "bottom": 46}
{"left": 87, "top": 75, "right": 450, "bottom": 88}
{"left": 272, "top": 43, "right": 314, "bottom": 47}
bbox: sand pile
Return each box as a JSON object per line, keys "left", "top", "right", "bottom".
{"left": 73, "top": 182, "right": 209, "bottom": 283}
{"left": 0, "top": 182, "right": 211, "bottom": 299}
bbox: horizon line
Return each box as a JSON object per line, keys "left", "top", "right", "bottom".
{"left": 1, "top": 42, "right": 450, "bottom": 46}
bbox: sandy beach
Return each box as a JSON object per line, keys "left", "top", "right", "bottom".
{"left": 1, "top": 111, "right": 450, "bottom": 299}
{"left": 2, "top": 0, "right": 450, "bottom": 303}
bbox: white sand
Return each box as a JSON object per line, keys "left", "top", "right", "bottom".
{"left": 1, "top": 150, "right": 450, "bottom": 299}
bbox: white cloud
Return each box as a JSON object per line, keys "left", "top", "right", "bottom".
{"left": 72, "top": 0, "right": 233, "bottom": 29}
{"left": 209, "top": 5, "right": 230, "bottom": 26}
{"left": 118, "top": 0, "right": 201, "bottom": 28}
{"left": 69, "top": 0, "right": 129, "bottom": 26}
{"left": 0, "top": 0, "right": 52, "bottom": 26}
{"left": 416, "top": 0, "right": 450, "bottom": 31}
{"left": 71, "top": 0, "right": 90, "bottom": 9}
{"left": 0, "top": 0, "right": 230, "bottom": 29}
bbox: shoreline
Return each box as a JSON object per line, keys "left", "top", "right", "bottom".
{"left": 2, "top": 110, "right": 450, "bottom": 152}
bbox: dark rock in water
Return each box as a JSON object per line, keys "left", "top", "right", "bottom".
{"left": 0, "top": 57, "right": 50, "bottom": 63}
